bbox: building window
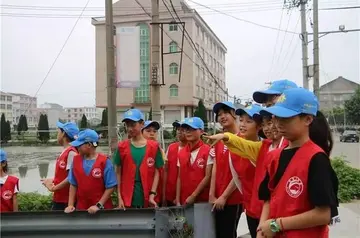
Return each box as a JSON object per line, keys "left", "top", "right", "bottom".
{"left": 7, "top": 105, "right": 12, "bottom": 110}
{"left": 6, "top": 96, "right": 11, "bottom": 101}
{"left": 0, "top": 96, "right": 5, "bottom": 101}
{"left": 169, "top": 23, "right": 178, "bottom": 31}
{"left": 135, "top": 23, "right": 150, "bottom": 103}
{"left": 169, "top": 41, "right": 178, "bottom": 53}
{"left": 169, "top": 63, "right": 178, "bottom": 75}
{"left": 0, "top": 104, "right": 5, "bottom": 109}
{"left": 169, "top": 84, "right": 179, "bottom": 97}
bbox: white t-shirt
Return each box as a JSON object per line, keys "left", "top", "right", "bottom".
{"left": 0, "top": 175, "right": 19, "bottom": 193}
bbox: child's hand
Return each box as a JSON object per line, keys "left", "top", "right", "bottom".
{"left": 185, "top": 194, "right": 196, "bottom": 205}
{"left": 257, "top": 219, "right": 275, "bottom": 237}
{"left": 208, "top": 195, "right": 217, "bottom": 204}
{"left": 117, "top": 198, "right": 126, "bottom": 210}
{"left": 41, "top": 178, "right": 53, "bottom": 186}
{"left": 211, "top": 196, "right": 227, "bottom": 212}
{"left": 64, "top": 206, "right": 75, "bottom": 213}
{"left": 203, "top": 134, "right": 227, "bottom": 146}
{"left": 87, "top": 205, "right": 100, "bottom": 214}
{"left": 149, "top": 194, "right": 158, "bottom": 208}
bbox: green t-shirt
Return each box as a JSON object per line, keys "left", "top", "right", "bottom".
{"left": 113, "top": 143, "right": 164, "bottom": 207}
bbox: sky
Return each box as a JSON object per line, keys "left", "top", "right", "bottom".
{"left": 1, "top": 0, "right": 359, "bottom": 107}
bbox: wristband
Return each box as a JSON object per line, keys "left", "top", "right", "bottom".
{"left": 150, "top": 191, "right": 157, "bottom": 196}
{"left": 270, "top": 219, "right": 281, "bottom": 233}
{"left": 96, "top": 202, "right": 104, "bottom": 210}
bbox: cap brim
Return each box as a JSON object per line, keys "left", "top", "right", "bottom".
{"left": 213, "top": 102, "right": 234, "bottom": 114}
{"left": 236, "top": 108, "right": 257, "bottom": 118}
{"left": 70, "top": 140, "right": 85, "bottom": 147}
{"left": 144, "top": 121, "right": 160, "bottom": 130}
{"left": 260, "top": 106, "right": 300, "bottom": 118}
{"left": 181, "top": 122, "right": 201, "bottom": 130}
{"left": 172, "top": 121, "right": 181, "bottom": 127}
{"left": 253, "top": 90, "right": 281, "bottom": 103}
{"left": 56, "top": 121, "right": 65, "bottom": 129}
{"left": 122, "top": 117, "right": 141, "bottom": 122}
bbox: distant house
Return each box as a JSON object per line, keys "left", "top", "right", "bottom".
{"left": 318, "top": 76, "right": 359, "bottom": 110}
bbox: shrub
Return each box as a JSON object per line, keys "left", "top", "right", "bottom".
{"left": 18, "top": 192, "right": 52, "bottom": 211}
{"left": 331, "top": 156, "right": 360, "bottom": 202}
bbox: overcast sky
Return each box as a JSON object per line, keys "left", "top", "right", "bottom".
{"left": 1, "top": 0, "right": 359, "bottom": 107}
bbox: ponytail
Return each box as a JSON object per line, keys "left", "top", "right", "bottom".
{"left": 309, "top": 111, "right": 333, "bottom": 156}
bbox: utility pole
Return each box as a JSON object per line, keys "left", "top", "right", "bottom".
{"left": 313, "top": 0, "right": 320, "bottom": 98}
{"left": 151, "top": 0, "right": 161, "bottom": 122}
{"left": 213, "top": 82, "right": 217, "bottom": 134}
{"left": 105, "top": 0, "right": 117, "bottom": 153}
{"left": 300, "top": 0, "right": 309, "bottom": 89}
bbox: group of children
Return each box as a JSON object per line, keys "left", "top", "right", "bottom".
{"left": 0, "top": 79, "right": 339, "bottom": 238}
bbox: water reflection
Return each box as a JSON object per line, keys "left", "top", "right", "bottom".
{"left": 18, "top": 165, "right": 28, "bottom": 178}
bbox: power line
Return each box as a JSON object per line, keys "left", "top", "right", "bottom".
{"left": 23, "top": 0, "right": 92, "bottom": 114}
{"left": 164, "top": 0, "right": 231, "bottom": 98}
{"left": 319, "top": 5, "right": 360, "bottom": 10}
{"left": 188, "top": 0, "right": 299, "bottom": 34}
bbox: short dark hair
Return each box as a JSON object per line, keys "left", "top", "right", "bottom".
{"left": 60, "top": 129, "right": 75, "bottom": 142}
{"left": 1, "top": 161, "right": 8, "bottom": 173}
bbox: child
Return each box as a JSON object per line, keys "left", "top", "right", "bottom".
{"left": 252, "top": 79, "right": 298, "bottom": 107}
{"left": 0, "top": 149, "right": 19, "bottom": 212}
{"left": 209, "top": 102, "right": 243, "bottom": 238}
{"left": 65, "top": 129, "right": 117, "bottom": 214}
{"left": 176, "top": 117, "right": 212, "bottom": 206}
{"left": 142, "top": 120, "right": 160, "bottom": 141}
{"left": 162, "top": 120, "right": 187, "bottom": 206}
{"left": 113, "top": 109, "right": 164, "bottom": 209}
{"left": 42, "top": 121, "right": 79, "bottom": 211}
{"left": 257, "top": 88, "right": 339, "bottom": 237}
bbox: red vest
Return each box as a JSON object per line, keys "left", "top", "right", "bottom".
{"left": 53, "top": 146, "right": 77, "bottom": 203}
{"left": 248, "top": 139, "right": 272, "bottom": 218}
{"left": 0, "top": 175, "right": 19, "bottom": 213}
{"left": 165, "top": 142, "right": 181, "bottom": 202}
{"left": 178, "top": 143, "right": 210, "bottom": 205}
{"left": 214, "top": 142, "right": 243, "bottom": 205}
{"left": 118, "top": 140, "right": 159, "bottom": 207}
{"left": 73, "top": 153, "right": 113, "bottom": 210}
{"left": 230, "top": 148, "right": 256, "bottom": 216}
{"left": 267, "top": 140, "right": 329, "bottom": 237}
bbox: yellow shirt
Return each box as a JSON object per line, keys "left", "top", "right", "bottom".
{"left": 223, "top": 132, "right": 263, "bottom": 165}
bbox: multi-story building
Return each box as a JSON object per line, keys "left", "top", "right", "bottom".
{"left": 38, "top": 103, "right": 64, "bottom": 128}
{"left": 64, "top": 107, "right": 103, "bottom": 123}
{"left": 319, "top": 76, "right": 360, "bottom": 110}
{"left": 92, "top": 0, "right": 227, "bottom": 125}
{"left": 11, "top": 93, "right": 38, "bottom": 127}
{"left": 0, "top": 92, "right": 13, "bottom": 124}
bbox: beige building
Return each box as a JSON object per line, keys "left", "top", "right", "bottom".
{"left": 11, "top": 93, "right": 38, "bottom": 127}
{"left": 64, "top": 107, "right": 103, "bottom": 123}
{"left": 92, "top": 0, "right": 227, "bottom": 125}
{"left": 0, "top": 92, "right": 13, "bottom": 124}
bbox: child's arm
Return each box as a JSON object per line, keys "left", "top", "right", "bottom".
{"left": 259, "top": 201, "right": 270, "bottom": 224}
{"left": 209, "top": 149, "right": 217, "bottom": 202}
{"left": 175, "top": 162, "right": 181, "bottom": 205}
{"left": 100, "top": 159, "right": 118, "bottom": 206}
{"left": 161, "top": 160, "right": 168, "bottom": 204}
{"left": 66, "top": 165, "right": 77, "bottom": 212}
{"left": 220, "top": 180, "right": 236, "bottom": 200}
{"left": 112, "top": 149, "right": 125, "bottom": 208}
{"left": 68, "top": 185, "right": 77, "bottom": 207}
{"left": 12, "top": 194, "right": 18, "bottom": 212}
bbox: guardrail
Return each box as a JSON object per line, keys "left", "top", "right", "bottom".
{"left": 1, "top": 204, "right": 215, "bottom": 238}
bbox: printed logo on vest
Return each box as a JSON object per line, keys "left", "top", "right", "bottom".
{"left": 196, "top": 158, "right": 205, "bottom": 169}
{"left": 2, "top": 190, "right": 13, "bottom": 200}
{"left": 92, "top": 168, "right": 102, "bottom": 178}
{"left": 147, "top": 157, "right": 155, "bottom": 167}
{"left": 59, "top": 160, "right": 66, "bottom": 169}
{"left": 286, "top": 176, "right": 303, "bottom": 198}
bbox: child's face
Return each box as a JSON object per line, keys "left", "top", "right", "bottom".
{"left": 176, "top": 127, "right": 186, "bottom": 142}
{"left": 217, "top": 109, "right": 236, "bottom": 128}
{"left": 77, "top": 143, "right": 93, "bottom": 156}
{"left": 56, "top": 128, "right": 65, "bottom": 145}
{"left": 264, "top": 95, "right": 280, "bottom": 107}
{"left": 142, "top": 127, "right": 158, "bottom": 141}
{"left": 125, "top": 120, "right": 143, "bottom": 138}
{"left": 183, "top": 126, "right": 202, "bottom": 142}
{"left": 274, "top": 115, "right": 313, "bottom": 141}
{"left": 239, "top": 114, "right": 261, "bottom": 139}
{"left": 262, "top": 117, "right": 274, "bottom": 139}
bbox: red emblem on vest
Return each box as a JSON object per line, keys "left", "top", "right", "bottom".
{"left": 196, "top": 158, "right": 205, "bottom": 168}
{"left": 92, "top": 168, "right": 102, "bottom": 178}
{"left": 286, "top": 176, "right": 303, "bottom": 198}
{"left": 147, "top": 157, "right": 155, "bottom": 167}
{"left": 59, "top": 160, "right": 66, "bottom": 169}
{"left": 2, "top": 190, "right": 13, "bottom": 200}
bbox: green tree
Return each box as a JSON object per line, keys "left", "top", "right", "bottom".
{"left": 193, "top": 99, "right": 208, "bottom": 130}
{"left": 101, "top": 108, "right": 108, "bottom": 126}
{"left": 0, "top": 113, "right": 6, "bottom": 142}
{"left": 38, "top": 114, "right": 50, "bottom": 143}
{"left": 323, "top": 107, "right": 345, "bottom": 126}
{"left": 80, "top": 114, "right": 88, "bottom": 129}
{"left": 17, "top": 115, "right": 29, "bottom": 135}
{"left": 148, "top": 107, "right": 152, "bottom": 120}
{"left": 345, "top": 87, "right": 360, "bottom": 125}
{"left": 5, "top": 121, "right": 11, "bottom": 141}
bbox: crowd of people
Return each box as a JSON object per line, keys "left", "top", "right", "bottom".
{"left": 0, "top": 79, "right": 340, "bottom": 238}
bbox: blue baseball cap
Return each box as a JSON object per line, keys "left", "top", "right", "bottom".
{"left": 236, "top": 104, "right": 262, "bottom": 118}
{"left": 143, "top": 120, "right": 160, "bottom": 130}
{"left": 70, "top": 129, "right": 99, "bottom": 147}
{"left": 122, "top": 108, "right": 144, "bottom": 122}
{"left": 0, "top": 149, "right": 7, "bottom": 163}
{"left": 181, "top": 117, "right": 204, "bottom": 130}
{"left": 253, "top": 79, "right": 298, "bottom": 103}
{"left": 213, "top": 101, "right": 236, "bottom": 114}
{"left": 56, "top": 121, "right": 79, "bottom": 140}
{"left": 260, "top": 88, "right": 318, "bottom": 118}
